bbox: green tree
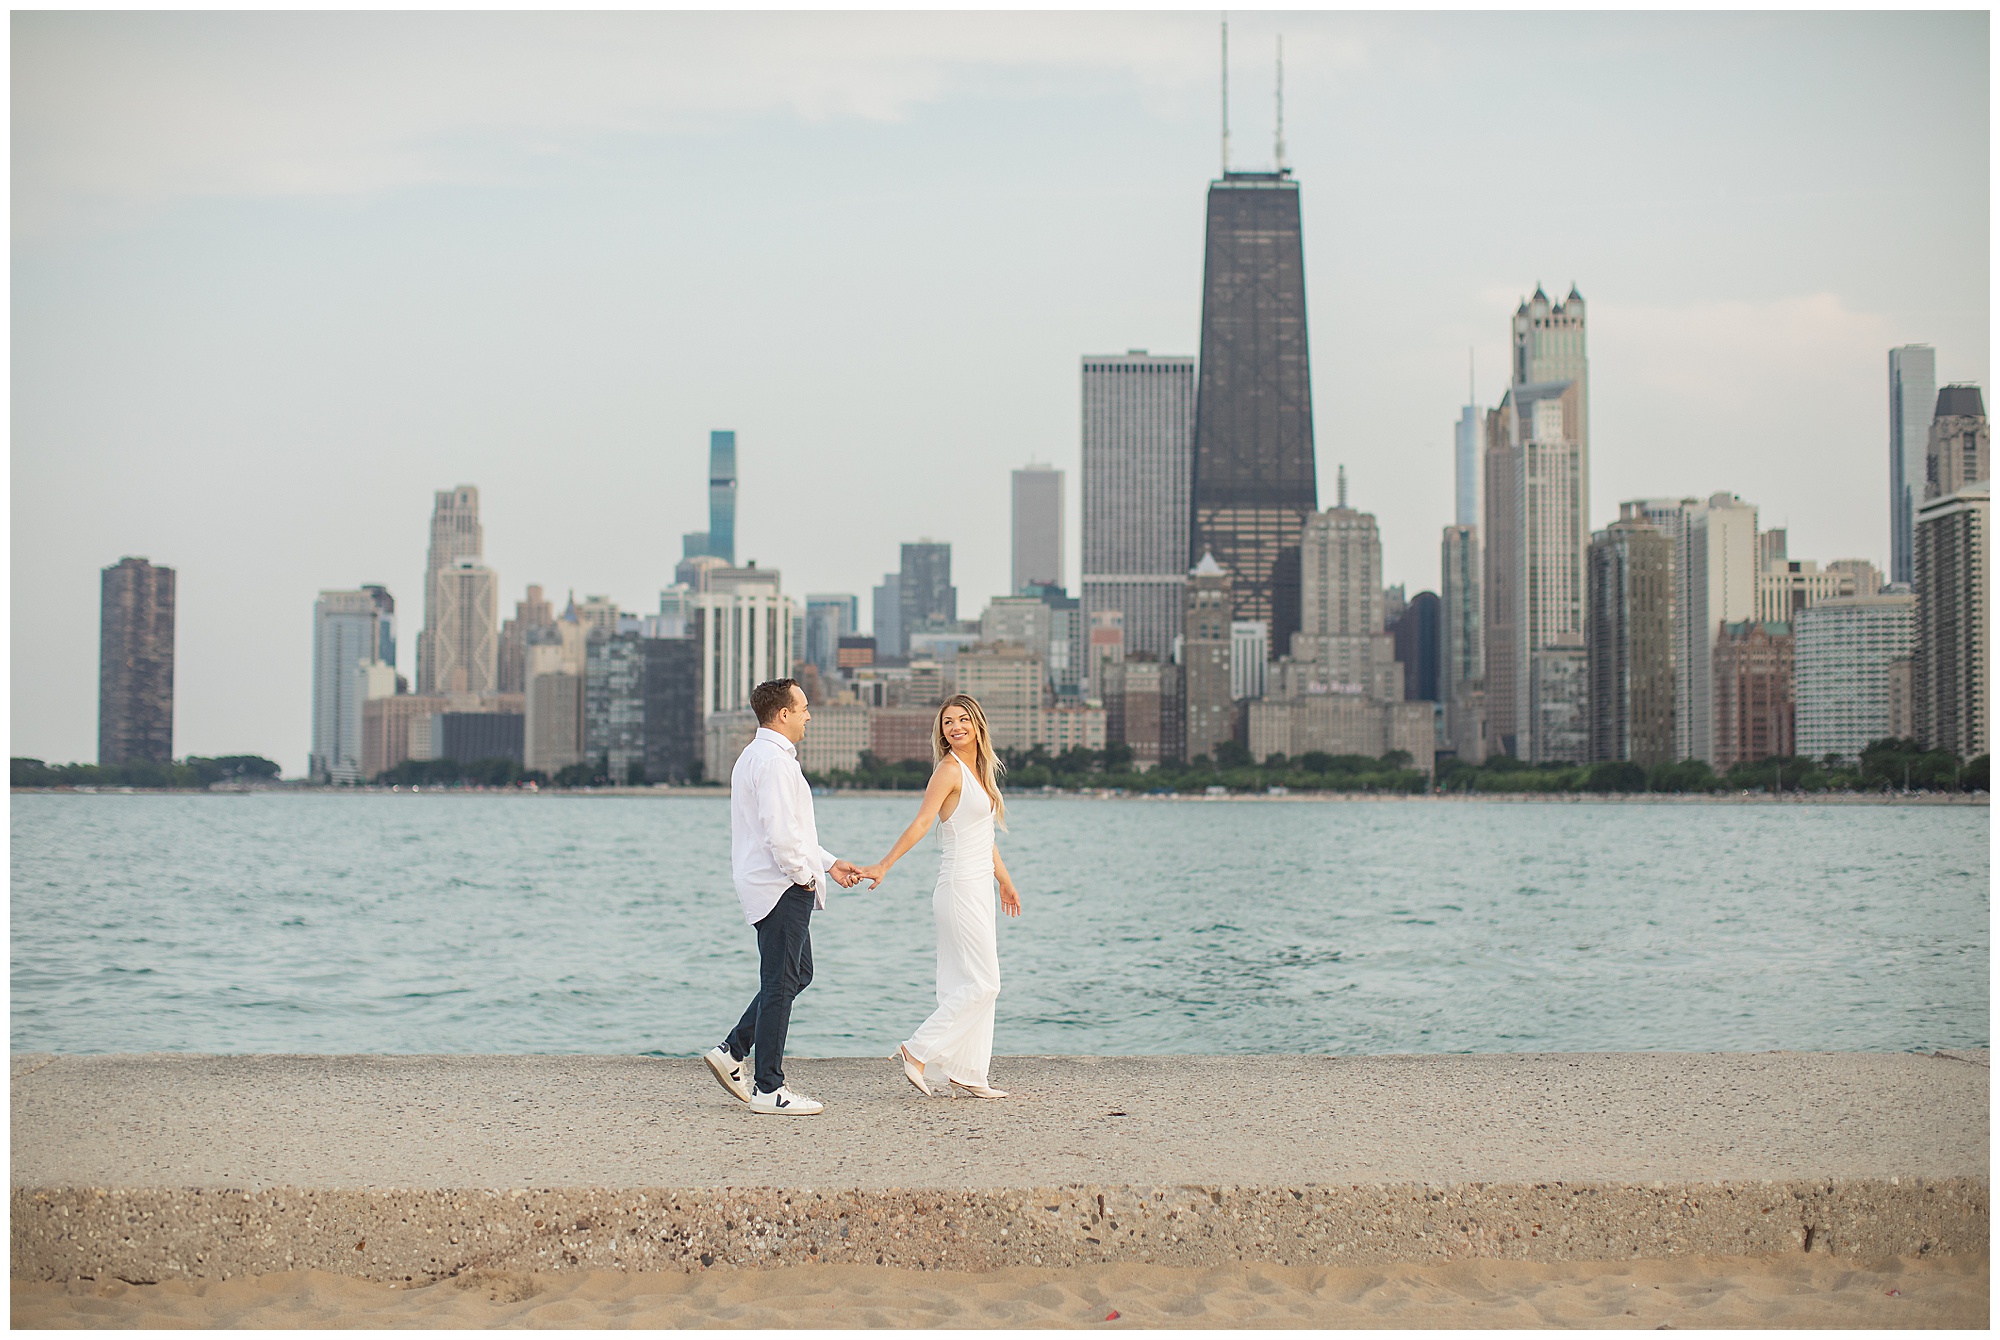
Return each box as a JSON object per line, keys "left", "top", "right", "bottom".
{"left": 1584, "top": 760, "right": 1647, "bottom": 793}
{"left": 1646, "top": 759, "right": 1717, "bottom": 793}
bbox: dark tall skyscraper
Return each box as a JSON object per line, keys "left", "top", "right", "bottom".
{"left": 99, "top": 556, "right": 176, "bottom": 766}
{"left": 1391, "top": 591, "right": 1441, "bottom": 702}
{"left": 898, "top": 541, "right": 956, "bottom": 643}
{"left": 1189, "top": 169, "right": 1318, "bottom": 655}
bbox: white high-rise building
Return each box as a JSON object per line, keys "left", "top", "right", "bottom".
{"left": 418, "top": 485, "right": 483, "bottom": 694}
{"left": 1888, "top": 345, "right": 1937, "bottom": 586}
{"left": 1680, "top": 493, "right": 1760, "bottom": 765}
{"left": 1080, "top": 351, "right": 1195, "bottom": 662}
{"left": 428, "top": 558, "right": 499, "bottom": 697}
{"left": 310, "top": 589, "right": 396, "bottom": 783}
{"left": 1483, "top": 285, "right": 1590, "bottom": 762}
{"left": 1486, "top": 377, "right": 1587, "bottom": 761}
{"left": 1229, "top": 620, "right": 1269, "bottom": 702}
{"left": 1757, "top": 559, "right": 1855, "bottom": 624}
{"left": 1794, "top": 593, "right": 1917, "bottom": 763}
{"left": 1011, "top": 464, "right": 1065, "bottom": 595}
{"left": 690, "top": 574, "right": 796, "bottom": 719}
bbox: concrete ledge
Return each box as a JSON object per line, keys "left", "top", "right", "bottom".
{"left": 13, "top": 1052, "right": 1987, "bottom": 1282}
{"left": 11, "top": 1177, "right": 1989, "bottom": 1284}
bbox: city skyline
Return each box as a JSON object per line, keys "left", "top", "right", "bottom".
{"left": 13, "top": 11, "right": 1988, "bottom": 773}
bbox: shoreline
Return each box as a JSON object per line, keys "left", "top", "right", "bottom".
{"left": 12, "top": 785, "right": 1987, "bottom": 804}
{"left": 13, "top": 1052, "right": 1987, "bottom": 1286}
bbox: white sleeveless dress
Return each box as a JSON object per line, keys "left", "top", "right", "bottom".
{"left": 903, "top": 757, "right": 1002, "bottom": 1087}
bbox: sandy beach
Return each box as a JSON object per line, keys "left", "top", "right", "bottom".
{"left": 15, "top": 1253, "right": 1986, "bottom": 1329}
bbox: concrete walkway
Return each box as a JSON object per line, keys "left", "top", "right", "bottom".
{"left": 11, "top": 1051, "right": 1988, "bottom": 1282}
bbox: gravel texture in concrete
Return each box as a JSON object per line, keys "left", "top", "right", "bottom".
{"left": 11, "top": 1051, "right": 1988, "bottom": 1282}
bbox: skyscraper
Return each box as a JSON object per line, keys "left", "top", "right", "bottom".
{"left": 1181, "top": 553, "right": 1235, "bottom": 762}
{"left": 1926, "top": 385, "right": 1989, "bottom": 501}
{"left": 498, "top": 585, "right": 554, "bottom": 694}
{"left": 1081, "top": 351, "right": 1196, "bottom": 662}
{"left": 1454, "top": 403, "right": 1480, "bottom": 528}
{"left": 418, "top": 485, "right": 483, "bottom": 695}
{"left": 1086, "top": 609, "right": 1124, "bottom": 702}
{"left": 1681, "top": 493, "right": 1761, "bottom": 765}
{"left": 585, "top": 632, "right": 648, "bottom": 783}
{"left": 428, "top": 558, "right": 500, "bottom": 697}
{"left": 690, "top": 573, "right": 796, "bottom": 719}
{"left": 1484, "top": 349, "right": 1587, "bottom": 761}
{"left": 1913, "top": 481, "right": 1989, "bottom": 760}
{"left": 1011, "top": 464, "right": 1065, "bottom": 595}
{"left": 803, "top": 594, "right": 858, "bottom": 677}
{"left": 1390, "top": 592, "right": 1440, "bottom": 703}
{"left": 1189, "top": 170, "right": 1318, "bottom": 654}
{"left": 707, "top": 430, "right": 738, "bottom": 564}
{"left": 1888, "top": 345, "right": 1937, "bottom": 586}
{"left": 1439, "top": 523, "right": 1483, "bottom": 760}
{"left": 1712, "top": 621, "right": 1794, "bottom": 771}
{"left": 1229, "top": 620, "right": 1269, "bottom": 702}
{"left": 361, "top": 585, "right": 397, "bottom": 669}
{"left": 311, "top": 589, "right": 397, "bottom": 783}
{"left": 98, "top": 557, "right": 175, "bottom": 766}
{"left": 1757, "top": 559, "right": 1855, "bottom": 625}
{"left": 872, "top": 572, "right": 903, "bottom": 659}
{"left": 1292, "top": 499, "right": 1400, "bottom": 701}
{"left": 1794, "top": 593, "right": 1916, "bottom": 763}
{"left": 1021, "top": 582, "right": 1084, "bottom": 701}
{"left": 680, "top": 431, "right": 739, "bottom": 564}
{"left": 1586, "top": 520, "right": 1674, "bottom": 764}
{"left": 898, "top": 541, "right": 956, "bottom": 645}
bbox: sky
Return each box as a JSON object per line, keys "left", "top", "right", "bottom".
{"left": 12, "top": 10, "right": 1990, "bottom": 776}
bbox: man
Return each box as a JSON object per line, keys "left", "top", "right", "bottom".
{"left": 703, "top": 678, "right": 861, "bottom": 1116}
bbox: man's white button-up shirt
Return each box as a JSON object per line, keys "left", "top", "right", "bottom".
{"left": 730, "top": 727, "right": 839, "bottom": 925}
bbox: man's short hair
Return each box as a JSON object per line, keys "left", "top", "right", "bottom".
{"left": 752, "top": 678, "right": 801, "bottom": 725}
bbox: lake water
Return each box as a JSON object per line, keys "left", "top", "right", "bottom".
{"left": 10, "top": 793, "right": 1988, "bottom": 1058}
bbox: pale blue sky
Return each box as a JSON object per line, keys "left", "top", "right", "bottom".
{"left": 12, "top": 10, "right": 1989, "bottom": 773}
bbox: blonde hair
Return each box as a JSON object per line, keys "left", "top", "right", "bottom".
{"left": 933, "top": 694, "right": 1007, "bottom": 830}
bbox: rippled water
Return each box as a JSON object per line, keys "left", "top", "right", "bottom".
{"left": 10, "top": 793, "right": 1988, "bottom": 1057}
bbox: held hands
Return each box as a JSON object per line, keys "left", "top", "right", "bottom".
{"left": 828, "top": 860, "right": 863, "bottom": 889}
{"left": 855, "top": 863, "right": 888, "bottom": 889}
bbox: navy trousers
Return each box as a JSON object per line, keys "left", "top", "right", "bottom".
{"left": 724, "top": 884, "right": 815, "bottom": 1094}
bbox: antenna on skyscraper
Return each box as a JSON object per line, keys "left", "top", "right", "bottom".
{"left": 1274, "top": 35, "right": 1286, "bottom": 170}
{"left": 1220, "top": 15, "right": 1230, "bottom": 173}
{"left": 1338, "top": 464, "right": 1348, "bottom": 509}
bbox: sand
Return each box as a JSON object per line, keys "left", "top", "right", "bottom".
{"left": 13, "top": 1253, "right": 1985, "bottom": 1329}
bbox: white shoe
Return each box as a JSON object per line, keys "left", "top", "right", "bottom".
{"left": 703, "top": 1046, "right": 751, "bottom": 1103}
{"left": 749, "top": 1084, "right": 823, "bottom": 1116}
{"left": 949, "top": 1077, "right": 1009, "bottom": 1099}
{"left": 896, "top": 1045, "right": 932, "bottom": 1096}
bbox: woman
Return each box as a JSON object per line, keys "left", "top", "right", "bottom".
{"left": 857, "top": 694, "right": 1023, "bottom": 1099}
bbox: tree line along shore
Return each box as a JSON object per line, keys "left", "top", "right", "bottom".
{"left": 13, "top": 737, "right": 1987, "bottom": 797}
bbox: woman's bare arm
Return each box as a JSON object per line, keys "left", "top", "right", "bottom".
{"left": 993, "top": 844, "right": 1022, "bottom": 917}
{"left": 859, "top": 761, "right": 958, "bottom": 887}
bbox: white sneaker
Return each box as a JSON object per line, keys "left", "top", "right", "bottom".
{"left": 749, "top": 1084, "right": 823, "bottom": 1116}
{"left": 703, "top": 1046, "right": 751, "bottom": 1103}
